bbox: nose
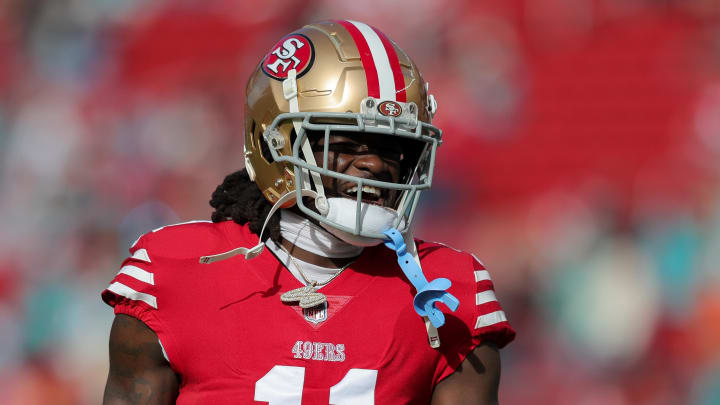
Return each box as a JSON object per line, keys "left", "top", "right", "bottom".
{"left": 351, "top": 152, "right": 386, "bottom": 177}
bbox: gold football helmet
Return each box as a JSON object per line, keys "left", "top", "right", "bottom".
{"left": 243, "top": 20, "right": 441, "bottom": 240}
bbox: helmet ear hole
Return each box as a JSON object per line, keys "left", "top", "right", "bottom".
{"left": 260, "top": 127, "right": 300, "bottom": 165}
{"left": 259, "top": 127, "right": 275, "bottom": 164}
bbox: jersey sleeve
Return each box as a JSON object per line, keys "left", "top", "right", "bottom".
{"left": 101, "top": 232, "right": 176, "bottom": 362}
{"left": 466, "top": 255, "right": 515, "bottom": 347}
{"left": 434, "top": 253, "right": 516, "bottom": 383}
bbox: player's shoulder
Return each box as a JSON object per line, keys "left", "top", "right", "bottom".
{"left": 102, "top": 220, "right": 247, "bottom": 316}
{"left": 414, "top": 239, "right": 515, "bottom": 352}
{"left": 131, "top": 220, "right": 240, "bottom": 260}
{"left": 413, "top": 239, "right": 489, "bottom": 287}
{"left": 415, "top": 239, "right": 485, "bottom": 269}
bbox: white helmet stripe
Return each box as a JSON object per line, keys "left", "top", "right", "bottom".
{"left": 347, "top": 20, "right": 397, "bottom": 101}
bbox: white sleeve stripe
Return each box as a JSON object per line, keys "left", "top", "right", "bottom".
{"left": 474, "top": 270, "right": 491, "bottom": 282}
{"left": 131, "top": 248, "right": 151, "bottom": 263}
{"left": 107, "top": 282, "right": 157, "bottom": 309}
{"left": 475, "top": 310, "right": 507, "bottom": 329}
{"left": 118, "top": 265, "right": 155, "bottom": 285}
{"left": 349, "top": 20, "right": 396, "bottom": 100}
{"left": 475, "top": 290, "right": 498, "bottom": 305}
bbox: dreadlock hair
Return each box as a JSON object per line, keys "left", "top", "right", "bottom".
{"left": 209, "top": 168, "right": 281, "bottom": 243}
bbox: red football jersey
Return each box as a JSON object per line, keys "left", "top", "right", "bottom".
{"left": 102, "top": 220, "right": 515, "bottom": 404}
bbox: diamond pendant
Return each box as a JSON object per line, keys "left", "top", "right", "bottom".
{"left": 280, "top": 282, "right": 327, "bottom": 308}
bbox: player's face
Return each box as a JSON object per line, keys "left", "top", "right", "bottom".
{"left": 311, "top": 132, "right": 404, "bottom": 207}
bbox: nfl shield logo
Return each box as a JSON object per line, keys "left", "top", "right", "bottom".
{"left": 303, "top": 302, "right": 328, "bottom": 324}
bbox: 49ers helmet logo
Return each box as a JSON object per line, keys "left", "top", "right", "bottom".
{"left": 378, "top": 100, "right": 403, "bottom": 117}
{"left": 262, "top": 33, "right": 315, "bottom": 80}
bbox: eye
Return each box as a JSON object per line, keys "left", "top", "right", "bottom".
{"left": 377, "top": 147, "right": 404, "bottom": 162}
{"left": 327, "top": 142, "right": 364, "bottom": 154}
{"left": 327, "top": 143, "right": 404, "bottom": 161}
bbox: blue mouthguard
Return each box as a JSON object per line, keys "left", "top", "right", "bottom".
{"left": 383, "top": 229, "right": 459, "bottom": 328}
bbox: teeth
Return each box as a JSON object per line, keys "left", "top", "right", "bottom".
{"left": 345, "top": 186, "right": 381, "bottom": 197}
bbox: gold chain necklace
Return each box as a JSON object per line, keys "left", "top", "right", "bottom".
{"left": 278, "top": 245, "right": 354, "bottom": 308}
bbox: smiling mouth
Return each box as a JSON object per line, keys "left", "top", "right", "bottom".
{"left": 339, "top": 185, "right": 387, "bottom": 207}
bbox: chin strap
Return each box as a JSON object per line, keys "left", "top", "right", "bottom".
{"left": 199, "top": 189, "right": 319, "bottom": 264}
{"left": 383, "top": 228, "right": 460, "bottom": 349}
{"left": 283, "top": 69, "right": 325, "bottom": 206}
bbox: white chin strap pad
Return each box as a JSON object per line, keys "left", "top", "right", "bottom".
{"left": 319, "top": 197, "right": 406, "bottom": 247}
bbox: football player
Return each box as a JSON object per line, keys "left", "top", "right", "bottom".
{"left": 102, "top": 20, "right": 514, "bottom": 404}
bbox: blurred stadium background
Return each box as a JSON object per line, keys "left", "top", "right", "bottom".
{"left": 1, "top": 0, "right": 719, "bottom": 403}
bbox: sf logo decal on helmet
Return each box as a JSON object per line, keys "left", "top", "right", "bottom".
{"left": 378, "top": 100, "right": 403, "bottom": 117}
{"left": 262, "top": 33, "right": 315, "bottom": 80}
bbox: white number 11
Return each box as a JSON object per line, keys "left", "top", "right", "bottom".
{"left": 254, "top": 365, "right": 378, "bottom": 404}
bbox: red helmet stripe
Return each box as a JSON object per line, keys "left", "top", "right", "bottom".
{"left": 336, "top": 20, "right": 380, "bottom": 98}
{"left": 372, "top": 27, "right": 407, "bottom": 102}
